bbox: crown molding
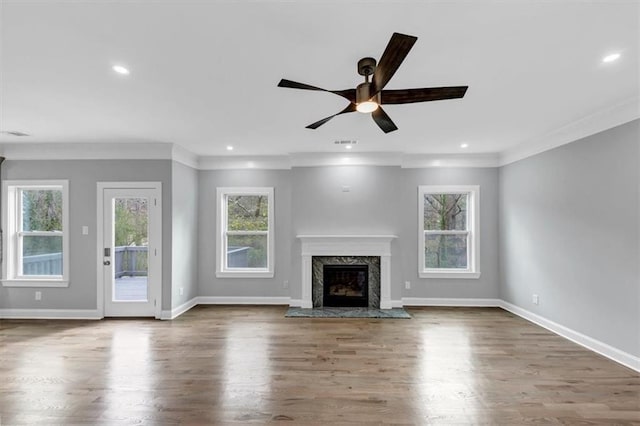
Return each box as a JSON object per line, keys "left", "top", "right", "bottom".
{"left": 172, "top": 144, "right": 199, "bottom": 169}
{"left": 499, "top": 96, "right": 640, "bottom": 166}
{"left": 401, "top": 153, "right": 499, "bottom": 168}
{"left": 197, "top": 155, "right": 292, "bottom": 170}
{"left": 0, "top": 142, "right": 174, "bottom": 161}
{"left": 290, "top": 152, "right": 402, "bottom": 168}
{"left": 197, "top": 152, "right": 499, "bottom": 169}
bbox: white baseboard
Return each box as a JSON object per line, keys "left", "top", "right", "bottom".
{"left": 0, "top": 308, "right": 101, "bottom": 320}
{"left": 196, "top": 296, "right": 291, "bottom": 305}
{"left": 402, "top": 297, "right": 501, "bottom": 307}
{"left": 499, "top": 300, "right": 640, "bottom": 373}
{"left": 161, "top": 297, "right": 198, "bottom": 320}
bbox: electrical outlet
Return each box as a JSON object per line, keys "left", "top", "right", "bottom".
{"left": 405, "top": 281, "right": 411, "bottom": 290}
{"left": 533, "top": 294, "right": 539, "bottom": 305}
{"left": 179, "top": 287, "right": 184, "bottom": 296}
{"left": 35, "top": 291, "right": 42, "bottom": 301}
{"left": 82, "top": 226, "right": 89, "bottom": 235}
{"left": 283, "top": 280, "right": 289, "bottom": 289}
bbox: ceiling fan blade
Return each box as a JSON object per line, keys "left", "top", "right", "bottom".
{"left": 371, "top": 33, "right": 418, "bottom": 95}
{"left": 306, "top": 103, "right": 357, "bottom": 129}
{"left": 278, "top": 79, "right": 327, "bottom": 91}
{"left": 381, "top": 86, "right": 468, "bottom": 104}
{"left": 278, "top": 79, "right": 356, "bottom": 103}
{"left": 371, "top": 106, "right": 398, "bottom": 133}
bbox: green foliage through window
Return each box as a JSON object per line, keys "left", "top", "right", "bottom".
{"left": 225, "top": 194, "right": 269, "bottom": 269}
{"left": 21, "top": 189, "right": 63, "bottom": 260}
{"left": 114, "top": 198, "right": 148, "bottom": 247}
{"left": 424, "top": 194, "right": 467, "bottom": 230}
{"left": 424, "top": 193, "right": 468, "bottom": 269}
{"left": 227, "top": 195, "right": 268, "bottom": 231}
{"left": 22, "top": 190, "right": 62, "bottom": 232}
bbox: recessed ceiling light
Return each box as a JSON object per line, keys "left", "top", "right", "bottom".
{"left": 226, "top": 145, "right": 234, "bottom": 151}
{"left": 460, "top": 143, "right": 469, "bottom": 149}
{"left": 602, "top": 53, "right": 621, "bottom": 63}
{"left": 112, "top": 65, "right": 130, "bottom": 75}
{"left": 345, "top": 145, "right": 353, "bottom": 150}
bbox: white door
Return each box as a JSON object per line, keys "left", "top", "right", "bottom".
{"left": 98, "top": 183, "right": 162, "bottom": 318}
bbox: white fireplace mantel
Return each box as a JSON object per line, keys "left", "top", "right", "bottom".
{"left": 296, "top": 235, "right": 397, "bottom": 309}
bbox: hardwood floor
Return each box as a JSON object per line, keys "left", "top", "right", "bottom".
{"left": 1, "top": 306, "right": 638, "bottom": 425}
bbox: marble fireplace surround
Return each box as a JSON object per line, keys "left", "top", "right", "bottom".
{"left": 297, "top": 235, "right": 397, "bottom": 309}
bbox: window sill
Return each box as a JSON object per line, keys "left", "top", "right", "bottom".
{"left": 216, "top": 271, "right": 274, "bottom": 279}
{"left": 2, "top": 279, "right": 70, "bottom": 288}
{"left": 419, "top": 271, "right": 481, "bottom": 279}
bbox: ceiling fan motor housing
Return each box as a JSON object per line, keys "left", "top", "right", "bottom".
{"left": 356, "top": 82, "right": 380, "bottom": 105}
{"left": 357, "top": 57, "right": 377, "bottom": 76}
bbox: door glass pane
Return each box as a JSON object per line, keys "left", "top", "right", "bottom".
{"left": 425, "top": 234, "right": 468, "bottom": 269}
{"left": 113, "top": 198, "right": 149, "bottom": 301}
{"left": 22, "top": 235, "right": 63, "bottom": 276}
{"left": 227, "top": 234, "right": 267, "bottom": 268}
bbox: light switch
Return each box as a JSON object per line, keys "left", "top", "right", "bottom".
{"left": 342, "top": 186, "right": 350, "bottom": 192}
{"left": 82, "top": 226, "right": 89, "bottom": 235}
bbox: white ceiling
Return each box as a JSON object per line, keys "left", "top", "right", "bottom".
{"left": 1, "top": 0, "right": 638, "bottom": 159}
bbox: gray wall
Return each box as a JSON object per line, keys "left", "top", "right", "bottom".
{"left": 399, "top": 167, "right": 500, "bottom": 299}
{"left": 0, "top": 160, "right": 173, "bottom": 311}
{"left": 171, "top": 161, "right": 199, "bottom": 308}
{"left": 499, "top": 120, "right": 640, "bottom": 356}
{"left": 290, "top": 166, "right": 499, "bottom": 302}
{"left": 290, "top": 166, "right": 402, "bottom": 301}
{"left": 197, "top": 169, "right": 293, "bottom": 298}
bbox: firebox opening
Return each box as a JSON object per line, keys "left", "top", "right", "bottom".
{"left": 323, "top": 264, "right": 368, "bottom": 307}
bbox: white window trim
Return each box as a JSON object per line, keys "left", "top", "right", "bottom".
{"left": 418, "top": 185, "right": 480, "bottom": 279}
{"left": 216, "top": 187, "right": 274, "bottom": 278}
{"left": 2, "top": 180, "right": 70, "bottom": 287}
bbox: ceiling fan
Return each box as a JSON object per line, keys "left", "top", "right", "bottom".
{"left": 278, "top": 32, "right": 468, "bottom": 133}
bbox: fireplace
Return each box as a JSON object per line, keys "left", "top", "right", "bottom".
{"left": 323, "top": 265, "right": 368, "bottom": 307}
{"left": 297, "top": 235, "right": 397, "bottom": 309}
{"left": 312, "top": 256, "right": 379, "bottom": 308}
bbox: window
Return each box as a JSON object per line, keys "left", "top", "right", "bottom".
{"left": 216, "top": 187, "right": 274, "bottom": 278}
{"left": 2, "top": 180, "right": 70, "bottom": 287}
{"left": 418, "top": 185, "right": 480, "bottom": 278}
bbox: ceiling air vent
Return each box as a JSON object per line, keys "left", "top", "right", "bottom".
{"left": 334, "top": 140, "right": 357, "bottom": 146}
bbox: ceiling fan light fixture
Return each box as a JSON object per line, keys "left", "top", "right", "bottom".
{"left": 355, "top": 82, "right": 380, "bottom": 113}
{"left": 356, "top": 101, "right": 379, "bottom": 113}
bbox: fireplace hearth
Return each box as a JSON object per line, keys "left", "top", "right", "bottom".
{"left": 323, "top": 265, "right": 368, "bottom": 307}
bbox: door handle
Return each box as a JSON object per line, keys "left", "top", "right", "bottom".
{"left": 103, "top": 260, "right": 111, "bottom": 266}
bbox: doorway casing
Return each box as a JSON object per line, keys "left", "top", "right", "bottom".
{"left": 96, "top": 182, "right": 162, "bottom": 319}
